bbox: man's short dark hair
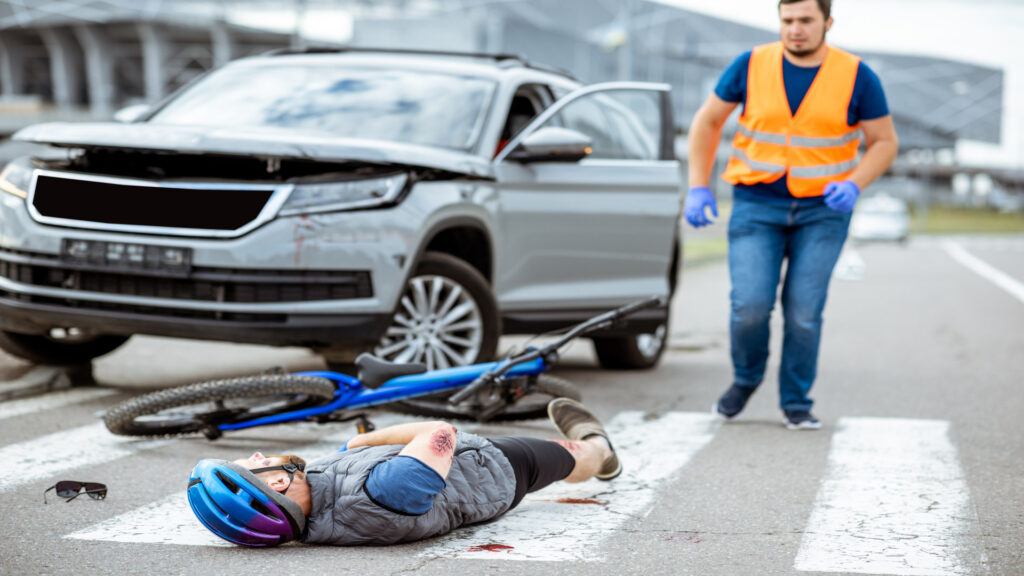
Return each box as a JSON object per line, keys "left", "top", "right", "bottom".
{"left": 778, "top": 0, "right": 831, "bottom": 20}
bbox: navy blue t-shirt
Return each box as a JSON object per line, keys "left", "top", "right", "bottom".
{"left": 715, "top": 49, "right": 890, "bottom": 201}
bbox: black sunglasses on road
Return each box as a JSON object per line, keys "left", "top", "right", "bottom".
{"left": 43, "top": 481, "right": 107, "bottom": 504}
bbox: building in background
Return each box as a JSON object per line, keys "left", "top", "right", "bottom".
{"left": 0, "top": 0, "right": 1017, "bottom": 206}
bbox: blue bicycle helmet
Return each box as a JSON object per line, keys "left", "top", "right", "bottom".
{"left": 187, "top": 459, "right": 306, "bottom": 547}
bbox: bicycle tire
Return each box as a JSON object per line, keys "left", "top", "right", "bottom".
{"left": 390, "top": 374, "right": 581, "bottom": 422}
{"left": 103, "top": 375, "right": 337, "bottom": 437}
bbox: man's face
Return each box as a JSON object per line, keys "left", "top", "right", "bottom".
{"left": 235, "top": 452, "right": 296, "bottom": 494}
{"left": 779, "top": 0, "right": 832, "bottom": 57}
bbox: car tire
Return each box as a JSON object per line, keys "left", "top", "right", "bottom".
{"left": 374, "top": 251, "right": 499, "bottom": 368}
{"left": 592, "top": 319, "right": 669, "bottom": 370}
{"left": 0, "top": 330, "right": 129, "bottom": 365}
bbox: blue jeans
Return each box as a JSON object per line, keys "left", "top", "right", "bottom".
{"left": 727, "top": 194, "right": 851, "bottom": 412}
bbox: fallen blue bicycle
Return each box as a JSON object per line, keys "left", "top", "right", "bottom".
{"left": 103, "top": 296, "right": 664, "bottom": 439}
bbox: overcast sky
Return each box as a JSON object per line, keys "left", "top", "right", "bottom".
{"left": 657, "top": 0, "right": 1024, "bottom": 168}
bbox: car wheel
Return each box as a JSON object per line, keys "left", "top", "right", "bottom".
{"left": 592, "top": 319, "right": 669, "bottom": 370}
{"left": 374, "top": 251, "right": 499, "bottom": 369}
{"left": 0, "top": 329, "right": 129, "bottom": 365}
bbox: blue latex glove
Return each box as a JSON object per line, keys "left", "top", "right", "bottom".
{"left": 684, "top": 186, "right": 718, "bottom": 227}
{"left": 823, "top": 180, "right": 860, "bottom": 212}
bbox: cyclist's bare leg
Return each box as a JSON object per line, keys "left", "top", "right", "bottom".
{"left": 551, "top": 438, "right": 612, "bottom": 483}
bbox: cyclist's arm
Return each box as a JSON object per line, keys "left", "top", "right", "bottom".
{"left": 347, "top": 420, "right": 457, "bottom": 479}
{"left": 347, "top": 420, "right": 451, "bottom": 449}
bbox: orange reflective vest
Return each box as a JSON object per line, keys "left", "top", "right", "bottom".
{"left": 721, "top": 42, "right": 861, "bottom": 198}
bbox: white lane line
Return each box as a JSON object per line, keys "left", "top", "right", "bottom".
{"left": 0, "top": 422, "right": 173, "bottom": 493}
{"left": 0, "top": 388, "right": 117, "bottom": 421}
{"left": 422, "top": 411, "right": 719, "bottom": 562}
{"left": 794, "top": 418, "right": 974, "bottom": 576}
{"left": 65, "top": 415, "right": 413, "bottom": 546}
{"left": 944, "top": 240, "right": 1024, "bottom": 304}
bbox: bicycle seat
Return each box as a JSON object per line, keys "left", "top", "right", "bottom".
{"left": 356, "top": 353, "right": 427, "bottom": 389}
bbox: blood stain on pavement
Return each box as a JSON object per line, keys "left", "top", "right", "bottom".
{"left": 467, "top": 544, "right": 514, "bottom": 553}
{"left": 556, "top": 498, "right": 608, "bottom": 505}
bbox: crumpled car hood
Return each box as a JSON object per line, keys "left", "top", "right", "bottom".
{"left": 13, "top": 122, "right": 493, "bottom": 178}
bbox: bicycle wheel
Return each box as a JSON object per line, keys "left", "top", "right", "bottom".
{"left": 390, "top": 374, "right": 581, "bottom": 422}
{"left": 103, "top": 375, "right": 336, "bottom": 438}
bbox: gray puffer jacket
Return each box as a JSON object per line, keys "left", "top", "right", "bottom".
{"left": 302, "top": 431, "right": 516, "bottom": 545}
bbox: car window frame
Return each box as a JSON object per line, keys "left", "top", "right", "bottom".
{"left": 493, "top": 81, "right": 674, "bottom": 164}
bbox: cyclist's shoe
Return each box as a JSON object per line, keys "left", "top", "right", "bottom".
{"left": 783, "top": 410, "right": 821, "bottom": 430}
{"left": 547, "top": 398, "right": 621, "bottom": 480}
{"left": 713, "top": 384, "right": 756, "bottom": 420}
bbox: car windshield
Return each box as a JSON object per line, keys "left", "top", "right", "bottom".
{"left": 148, "top": 62, "right": 496, "bottom": 152}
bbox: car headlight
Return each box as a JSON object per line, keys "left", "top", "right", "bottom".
{"left": 278, "top": 173, "right": 408, "bottom": 216}
{"left": 0, "top": 159, "right": 34, "bottom": 199}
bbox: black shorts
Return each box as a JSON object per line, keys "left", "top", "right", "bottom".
{"left": 489, "top": 436, "right": 576, "bottom": 510}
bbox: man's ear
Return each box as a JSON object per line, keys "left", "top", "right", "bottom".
{"left": 825, "top": 17, "right": 833, "bottom": 33}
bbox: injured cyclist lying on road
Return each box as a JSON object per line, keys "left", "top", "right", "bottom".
{"left": 186, "top": 399, "right": 620, "bottom": 546}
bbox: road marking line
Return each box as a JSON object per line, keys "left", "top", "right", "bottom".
{"left": 0, "top": 387, "right": 116, "bottom": 421}
{"left": 794, "top": 417, "right": 973, "bottom": 576}
{"left": 421, "top": 411, "right": 719, "bottom": 562}
{"left": 944, "top": 240, "right": 1024, "bottom": 305}
{"left": 0, "top": 422, "right": 172, "bottom": 493}
{"left": 66, "top": 412, "right": 717, "bottom": 553}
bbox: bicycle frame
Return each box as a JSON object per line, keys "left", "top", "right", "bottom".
{"left": 217, "top": 357, "right": 548, "bottom": 431}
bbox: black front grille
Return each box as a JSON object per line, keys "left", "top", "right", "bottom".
{"left": 0, "top": 250, "right": 373, "bottom": 305}
{"left": 31, "top": 173, "right": 274, "bottom": 231}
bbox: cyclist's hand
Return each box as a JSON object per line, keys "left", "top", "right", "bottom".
{"left": 684, "top": 186, "right": 718, "bottom": 228}
{"left": 823, "top": 180, "right": 860, "bottom": 213}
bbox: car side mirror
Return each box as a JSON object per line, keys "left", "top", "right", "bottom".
{"left": 113, "top": 104, "right": 151, "bottom": 123}
{"left": 506, "top": 127, "right": 593, "bottom": 163}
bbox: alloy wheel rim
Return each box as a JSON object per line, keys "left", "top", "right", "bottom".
{"left": 635, "top": 323, "right": 667, "bottom": 359}
{"left": 375, "top": 274, "right": 483, "bottom": 369}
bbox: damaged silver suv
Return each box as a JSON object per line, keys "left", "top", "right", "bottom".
{"left": 0, "top": 48, "right": 681, "bottom": 370}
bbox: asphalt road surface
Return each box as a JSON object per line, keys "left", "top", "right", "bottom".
{"left": 1, "top": 234, "right": 1022, "bottom": 576}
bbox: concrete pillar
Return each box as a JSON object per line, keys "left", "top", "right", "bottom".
{"left": 136, "top": 22, "right": 169, "bottom": 103}
{"left": 210, "top": 20, "right": 236, "bottom": 68}
{"left": 0, "top": 34, "right": 26, "bottom": 97}
{"left": 72, "top": 25, "right": 115, "bottom": 117}
{"left": 39, "top": 28, "right": 82, "bottom": 110}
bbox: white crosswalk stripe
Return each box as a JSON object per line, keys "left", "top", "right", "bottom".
{"left": 795, "top": 418, "right": 975, "bottom": 576}
{"left": 0, "top": 422, "right": 173, "bottom": 493}
{"left": 0, "top": 387, "right": 116, "bottom": 421}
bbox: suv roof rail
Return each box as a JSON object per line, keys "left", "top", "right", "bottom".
{"left": 263, "top": 46, "right": 579, "bottom": 81}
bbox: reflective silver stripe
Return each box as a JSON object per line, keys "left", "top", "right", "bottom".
{"left": 737, "top": 125, "right": 788, "bottom": 146}
{"left": 731, "top": 147, "right": 786, "bottom": 174}
{"left": 790, "top": 130, "right": 862, "bottom": 148}
{"left": 790, "top": 158, "right": 859, "bottom": 178}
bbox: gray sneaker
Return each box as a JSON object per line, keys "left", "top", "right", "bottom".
{"left": 547, "top": 398, "right": 621, "bottom": 480}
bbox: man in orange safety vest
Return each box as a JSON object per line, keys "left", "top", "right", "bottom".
{"left": 685, "top": 0, "right": 898, "bottom": 429}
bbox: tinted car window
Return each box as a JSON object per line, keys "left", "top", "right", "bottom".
{"left": 540, "top": 91, "right": 659, "bottom": 160}
{"left": 149, "top": 63, "right": 496, "bottom": 151}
